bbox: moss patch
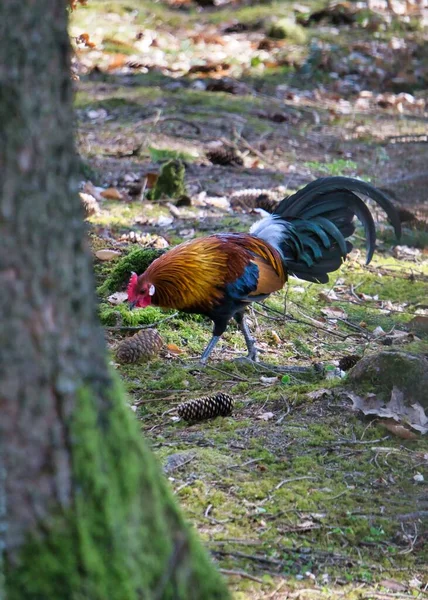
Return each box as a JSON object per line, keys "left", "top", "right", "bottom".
{"left": 97, "top": 248, "right": 163, "bottom": 297}
{"left": 6, "top": 376, "right": 229, "bottom": 599}
{"left": 148, "top": 159, "right": 187, "bottom": 201}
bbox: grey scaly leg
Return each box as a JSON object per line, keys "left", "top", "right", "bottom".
{"left": 235, "top": 312, "right": 258, "bottom": 361}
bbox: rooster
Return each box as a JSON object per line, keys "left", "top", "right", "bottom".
{"left": 127, "top": 177, "right": 401, "bottom": 363}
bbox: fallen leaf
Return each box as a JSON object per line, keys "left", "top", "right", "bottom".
{"left": 100, "top": 187, "right": 123, "bottom": 200}
{"left": 155, "top": 216, "right": 174, "bottom": 227}
{"left": 348, "top": 387, "right": 428, "bottom": 434}
{"left": 393, "top": 245, "right": 422, "bottom": 260}
{"left": 260, "top": 376, "right": 278, "bottom": 385}
{"left": 257, "top": 412, "right": 275, "bottom": 421}
{"left": 145, "top": 172, "right": 159, "bottom": 188}
{"left": 166, "top": 343, "right": 184, "bottom": 355}
{"left": 95, "top": 249, "right": 121, "bottom": 261}
{"left": 373, "top": 325, "right": 385, "bottom": 336}
{"left": 306, "top": 388, "right": 332, "bottom": 400}
{"left": 76, "top": 32, "right": 96, "bottom": 48}
{"left": 107, "top": 291, "right": 128, "bottom": 305}
{"left": 380, "top": 580, "right": 407, "bottom": 593}
{"left": 378, "top": 419, "right": 417, "bottom": 440}
{"left": 107, "top": 53, "right": 129, "bottom": 71}
{"left": 82, "top": 181, "right": 105, "bottom": 201}
{"left": 409, "top": 577, "right": 423, "bottom": 589}
{"left": 321, "top": 306, "right": 347, "bottom": 319}
{"left": 270, "top": 330, "right": 282, "bottom": 345}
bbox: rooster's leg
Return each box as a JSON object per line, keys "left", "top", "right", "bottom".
{"left": 200, "top": 335, "right": 220, "bottom": 365}
{"left": 235, "top": 312, "right": 258, "bottom": 361}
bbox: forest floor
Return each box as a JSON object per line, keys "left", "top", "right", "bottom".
{"left": 72, "top": 1, "right": 428, "bottom": 597}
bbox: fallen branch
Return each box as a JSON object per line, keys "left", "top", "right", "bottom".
{"left": 218, "top": 568, "right": 264, "bottom": 584}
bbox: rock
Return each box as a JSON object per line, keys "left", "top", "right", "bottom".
{"left": 348, "top": 351, "right": 428, "bottom": 409}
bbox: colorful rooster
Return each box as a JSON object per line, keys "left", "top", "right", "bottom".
{"left": 127, "top": 177, "right": 401, "bottom": 363}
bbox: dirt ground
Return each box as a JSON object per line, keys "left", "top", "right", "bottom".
{"left": 72, "top": 1, "right": 428, "bottom": 597}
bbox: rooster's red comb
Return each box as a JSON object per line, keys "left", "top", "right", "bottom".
{"left": 127, "top": 272, "right": 139, "bottom": 301}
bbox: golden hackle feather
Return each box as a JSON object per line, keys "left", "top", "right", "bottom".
{"left": 138, "top": 234, "right": 286, "bottom": 311}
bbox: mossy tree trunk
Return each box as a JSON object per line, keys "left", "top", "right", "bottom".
{"left": 0, "top": 2, "right": 229, "bottom": 598}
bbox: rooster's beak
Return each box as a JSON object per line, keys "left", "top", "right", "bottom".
{"left": 129, "top": 300, "right": 137, "bottom": 309}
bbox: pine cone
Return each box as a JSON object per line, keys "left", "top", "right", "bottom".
{"left": 230, "top": 189, "right": 278, "bottom": 213}
{"left": 178, "top": 393, "right": 234, "bottom": 423}
{"left": 80, "top": 192, "right": 100, "bottom": 218}
{"left": 256, "top": 194, "right": 279, "bottom": 213}
{"left": 338, "top": 354, "right": 360, "bottom": 372}
{"left": 206, "top": 147, "right": 243, "bottom": 166}
{"left": 116, "top": 329, "right": 163, "bottom": 363}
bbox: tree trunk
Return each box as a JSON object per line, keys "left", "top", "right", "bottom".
{"left": 0, "top": 2, "right": 229, "bottom": 598}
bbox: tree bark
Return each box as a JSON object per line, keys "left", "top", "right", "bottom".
{"left": 0, "top": 2, "right": 229, "bottom": 598}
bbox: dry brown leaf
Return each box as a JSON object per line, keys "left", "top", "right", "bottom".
{"left": 348, "top": 387, "right": 428, "bottom": 434}
{"left": 378, "top": 419, "right": 417, "bottom": 440}
{"left": 166, "top": 343, "right": 184, "bottom": 355}
{"left": 270, "top": 330, "right": 282, "bottom": 345}
{"left": 69, "top": 0, "right": 87, "bottom": 9}
{"left": 95, "top": 249, "right": 121, "bottom": 261}
{"left": 82, "top": 181, "right": 104, "bottom": 202}
{"left": 321, "top": 306, "right": 347, "bottom": 319}
{"left": 76, "top": 33, "right": 96, "bottom": 48}
{"left": 106, "top": 54, "right": 129, "bottom": 71}
{"left": 187, "top": 62, "right": 231, "bottom": 76}
{"left": 145, "top": 172, "right": 159, "bottom": 189}
{"left": 100, "top": 187, "right": 123, "bottom": 200}
{"left": 318, "top": 292, "right": 332, "bottom": 303}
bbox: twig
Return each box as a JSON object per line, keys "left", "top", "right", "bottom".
{"left": 166, "top": 202, "right": 182, "bottom": 219}
{"left": 331, "top": 436, "right": 390, "bottom": 446}
{"left": 213, "top": 549, "right": 282, "bottom": 566}
{"left": 138, "top": 176, "right": 148, "bottom": 202}
{"left": 325, "top": 490, "right": 348, "bottom": 501}
{"left": 253, "top": 361, "right": 312, "bottom": 375}
{"left": 238, "top": 136, "right": 273, "bottom": 165}
{"left": 275, "top": 476, "right": 318, "bottom": 490}
{"left": 266, "top": 580, "right": 287, "bottom": 598}
{"left": 204, "top": 364, "right": 248, "bottom": 382}
{"left": 219, "top": 569, "right": 264, "bottom": 584}
{"left": 396, "top": 511, "right": 428, "bottom": 522}
{"left": 229, "top": 457, "right": 263, "bottom": 469}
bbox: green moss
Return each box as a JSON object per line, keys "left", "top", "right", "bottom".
{"left": 98, "top": 303, "right": 165, "bottom": 326}
{"left": 6, "top": 376, "right": 229, "bottom": 599}
{"left": 267, "top": 18, "right": 307, "bottom": 44}
{"left": 304, "top": 159, "right": 359, "bottom": 177}
{"left": 148, "top": 147, "right": 198, "bottom": 163}
{"left": 97, "top": 248, "right": 163, "bottom": 296}
{"left": 148, "top": 159, "right": 187, "bottom": 201}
